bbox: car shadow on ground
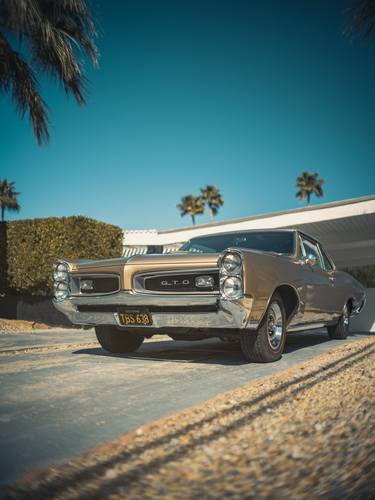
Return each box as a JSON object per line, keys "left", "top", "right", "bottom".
{"left": 73, "top": 338, "right": 246, "bottom": 365}
{"left": 72, "top": 330, "right": 356, "bottom": 365}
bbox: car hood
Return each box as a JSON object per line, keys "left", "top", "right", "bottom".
{"left": 64, "top": 252, "right": 220, "bottom": 291}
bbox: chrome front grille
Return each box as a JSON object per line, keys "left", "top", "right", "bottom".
{"left": 133, "top": 269, "right": 220, "bottom": 295}
{"left": 70, "top": 274, "right": 120, "bottom": 296}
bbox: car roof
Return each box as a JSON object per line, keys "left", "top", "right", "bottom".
{"left": 188, "top": 228, "right": 297, "bottom": 240}
{"left": 187, "top": 228, "right": 325, "bottom": 246}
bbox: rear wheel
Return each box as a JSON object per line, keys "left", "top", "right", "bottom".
{"left": 327, "top": 303, "right": 350, "bottom": 339}
{"left": 95, "top": 326, "right": 144, "bottom": 353}
{"left": 240, "top": 292, "right": 286, "bottom": 363}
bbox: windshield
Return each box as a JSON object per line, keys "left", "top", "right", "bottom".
{"left": 179, "top": 231, "right": 295, "bottom": 255}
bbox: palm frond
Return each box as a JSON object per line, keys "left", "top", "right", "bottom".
{"left": 345, "top": 0, "right": 375, "bottom": 40}
{"left": 0, "top": 0, "right": 98, "bottom": 144}
{"left": 0, "top": 179, "right": 21, "bottom": 220}
{"left": 295, "top": 172, "right": 324, "bottom": 204}
{"left": 200, "top": 185, "right": 224, "bottom": 209}
{"left": 28, "top": 1, "right": 98, "bottom": 105}
{"left": 177, "top": 195, "right": 204, "bottom": 219}
{"left": 0, "top": 33, "right": 49, "bottom": 144}
{"left": 0, "top": 0, "right": 42, "bottom": 33}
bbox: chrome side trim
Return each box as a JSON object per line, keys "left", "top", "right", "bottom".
{"left": 70, "top": 273, "right": 120, "bottom": 297}
{"left": 133, "top": 268, "right": 220, "bottom": 295}
{"left": 247, "top": 320, "right": 260, "bottom": 329}
{"left": 287, "top": 322, "right": 326, "bottom": 332}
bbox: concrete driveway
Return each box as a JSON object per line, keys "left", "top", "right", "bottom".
{"left": 0, "top": 328, "right": 370, "bottom": 485}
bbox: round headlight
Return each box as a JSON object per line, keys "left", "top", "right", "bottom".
{"left": 222, "top": 252, "right": 242, "bottom": 275}
{"left": 222, "top": 276, "right": 242, "bottom": 299}
{"left": 55, "top": 262, "right": 68, "bottom": 273}
{"left": 53, "top": 262, "right": 69, "bottom": 282}
{"left": 54, "top": 269, "right": 68, "bottom": 281}
{"left": 54, "top": 282, "right": 69, "bottom": 300}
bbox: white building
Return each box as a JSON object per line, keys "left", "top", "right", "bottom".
{"left": 123, "top": 194, "right": 375, "bottom": 331}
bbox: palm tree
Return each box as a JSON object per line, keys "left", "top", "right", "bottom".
{"left": 177, "top": 195, "right": 204, "bottom": 225}
{"left": 0, "top": 0, "right": 98, "bottom": 145}
{"left": 200, "top": 185, "right": 224, "bottom": 223}
{"left": 346, "top": 0, "right": 375, "bottom": 40}
{"left": 295, "top": 172, "right": 324, "bottom": 205}
{"left": 0, "top": 179, "right": 20, "bottom": 221}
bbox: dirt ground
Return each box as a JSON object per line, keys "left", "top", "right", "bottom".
{"left": 0, "top": 319, "right": 52, "bottom": 333}
{"left": 2, "top": 335, "right": 374, "bottom": 499}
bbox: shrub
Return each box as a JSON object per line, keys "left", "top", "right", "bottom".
{"left": 1, "top": 216, "right": 123, "bottom": 296}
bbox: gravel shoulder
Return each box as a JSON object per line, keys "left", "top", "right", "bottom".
{"left": 3, "top": 335, "right": 374, "bottom": 499}
{"left": 0, "top": 318, "right": 69, "bottom": 333}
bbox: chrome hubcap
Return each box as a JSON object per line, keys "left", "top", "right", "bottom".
{"left": 267, "top": 302, "right": 283, "bottom": 350}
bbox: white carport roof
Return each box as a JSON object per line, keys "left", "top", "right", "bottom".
{"left": 123, "top": 195, "right": 375, "bottom": 267}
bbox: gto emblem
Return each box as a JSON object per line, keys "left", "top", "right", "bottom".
{"left": 161, "top": 279, "right": 190, "bottom": 286}
{"left": 195, "top": 275, "right": 214, "bottom": 288}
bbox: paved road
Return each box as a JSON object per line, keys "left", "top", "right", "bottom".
{"left": 0, "top": 328, "right": 370, "bottom": 485}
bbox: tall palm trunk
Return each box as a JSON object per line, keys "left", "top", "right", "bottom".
{"left": 191, "top": 214, "right": 196, "bottom": 225}
{"left": 209, "top": 208, "right": 214, "bottom": 222}
{"left": 1, "top": 206, "right": 4, "bottom": 222}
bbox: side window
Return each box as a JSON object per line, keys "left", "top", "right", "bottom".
{"left": 298, "top": 237, "right": 306, "bottom": 260}
{"left": 301, "top": 238, "right": 322, "bottom": 269}
{"left": 319, "top": 245, "right": 333, "bottom": 271}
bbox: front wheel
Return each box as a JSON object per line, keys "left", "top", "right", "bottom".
{"left": 327, "top": 303, "right": 350, "bottom": 339}
{"left": 240, "top": 292, "right": 286, "bottom": 363}
{"left": 95, "top": 326, "right": 144, "bottom": 353}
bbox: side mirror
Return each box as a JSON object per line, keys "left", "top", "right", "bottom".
{"left": 305, "top": 254, "right": 317, "bottom": 267}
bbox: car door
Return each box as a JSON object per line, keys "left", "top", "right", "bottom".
{"left": 317, "top": 243, "right": 344, "bottom": 319}
{"left": 300, "top": 236, "right": 333, "bottom": 323}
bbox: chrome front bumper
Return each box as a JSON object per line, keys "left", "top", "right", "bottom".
{"left": 53, "top": 291, "right": 256, "bottom": 330}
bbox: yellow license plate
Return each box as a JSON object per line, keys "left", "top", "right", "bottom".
{"left": 117, "top": 311, "right": 153, "bottom": 326}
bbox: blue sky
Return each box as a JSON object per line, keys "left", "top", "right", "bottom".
{"left": 1, "top": 0, "right": 375, "bottom": 229}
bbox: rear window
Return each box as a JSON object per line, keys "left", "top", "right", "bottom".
{"left": 180, "top": 231, "right": 295, "bottom": 255}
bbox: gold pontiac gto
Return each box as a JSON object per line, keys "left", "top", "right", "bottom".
{"left": 53, "top": 229, "right": 366, "bottom": 363}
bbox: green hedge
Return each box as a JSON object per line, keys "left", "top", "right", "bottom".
{"left": 0, "top": 216, "right": 123, "bottom": 296}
